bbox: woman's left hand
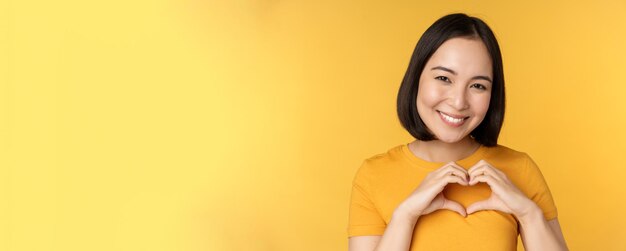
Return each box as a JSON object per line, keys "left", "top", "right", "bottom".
{"left": 466, "top": 160, "right": 539, "bottom": 220}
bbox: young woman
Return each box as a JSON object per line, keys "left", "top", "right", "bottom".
{"left": 347, "top": 13, "right": 568, "bottom": 251}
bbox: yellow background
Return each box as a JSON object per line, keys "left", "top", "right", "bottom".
{"left": 1, "top": 0, "right": 625, "bottom": 250}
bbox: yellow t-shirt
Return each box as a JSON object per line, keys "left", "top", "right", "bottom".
{"left": 347, "top": 143, "right": 558, "bottom": 250}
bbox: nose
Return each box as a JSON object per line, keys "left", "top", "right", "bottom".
{"left": 447, "top": 85, "right": 469, "bottom": 110}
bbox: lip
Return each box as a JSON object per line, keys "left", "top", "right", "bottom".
{"left": 437, "top": 110, "right": 469, "bottom": 127}
{"left": 437, "top": 110, "right": 469, "bottom": 119}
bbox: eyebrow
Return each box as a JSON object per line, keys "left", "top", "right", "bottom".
{"left": 431, "top": 66, "right": 493, "bottom": 83}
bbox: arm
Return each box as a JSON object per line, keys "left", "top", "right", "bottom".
{"left": 466, "top": 160, "right": 568, "bottom": 251}
{"left": 348, "top": 236, "right": 381, "bottom": 251}
{"left": 519, "top": 209, "right": 569, "bottom": 251}
{"left": 373, "top": 207, "right": 420, "bottom": 251}
{"left": 348, "top": 162, "right": 469, "bottom": 251}
{"left": 348, "top": 207, "right": 418, "bottom": 251}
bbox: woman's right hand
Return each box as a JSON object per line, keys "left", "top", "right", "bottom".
{"left": 395, "top": 162, "right": 469, "bottom": 220}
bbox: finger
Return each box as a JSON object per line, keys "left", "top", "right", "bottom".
{"left": 487, "top": 163, "right": 506, "bottom": 176}
{"left": 436, "top": 162, "right": 467, "bottom": 174}
{"left": 447, "top": 162, "right": 469, "bottom": 174}
{"left": 468, "top": 166, "right": 502, "bottom": 182}
{"left": 442, "top": 175, "right": 469, "bottom": 186}
{"left": 440, "top": 169, "right": 469, "bottom": 181}
{"left": 436, "top": 164, "right": 468, "bottom": 180}
{"left": 435, "top": 166, "right": 464, "bottom": 176}
{"left": 442, "top": 198, "right": 467, "bottom": 217}
{"left": 467, "top": 163, "right": 487, "bottom": 176}
{"left": 469, "top": 160, "right": 506, "bottom": 177}
{"left": 467, "top": 160, "right": 486, "bottom": 173}
{"left": 468, "top": 159, "right": 495, "bottom": 172}
{"left": 466, "top": 200, "right": 493, "bottom": 215}
{"left": 468, "top": 173, "right": 499, "bottom": 187}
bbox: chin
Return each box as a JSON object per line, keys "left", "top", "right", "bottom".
{"left": 434, "top": 134, "right": 468, "bottom": 144}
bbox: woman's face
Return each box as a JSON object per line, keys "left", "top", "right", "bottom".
{"left": 416, "top": 37, "right": 493, "bottom": 143}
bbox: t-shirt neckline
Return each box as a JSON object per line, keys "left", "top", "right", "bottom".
{"left": 400, "top": 142, "right": 488, "bottom": 170}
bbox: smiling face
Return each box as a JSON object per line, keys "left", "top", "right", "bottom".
{"left": 416, "top": 37, "right": 493, "bottom": 143}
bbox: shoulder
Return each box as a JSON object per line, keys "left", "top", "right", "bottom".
{"left": 483, "top": 144, "right": 534, "bottom": 164}
{"left": 354, "top": 145, "right": 406, "bottom": 177}
{"left": 362, "top": 144, "right": 406, "bottom": 167}
{"left": 484, "top": 145, "right": 548, "bottom": 184}
{"left": 480, "top": 144, "right": 541, "bottom": 177}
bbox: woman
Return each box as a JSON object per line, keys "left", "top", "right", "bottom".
{"left": 347, "top": 13, "right": 568, "bottom": 251}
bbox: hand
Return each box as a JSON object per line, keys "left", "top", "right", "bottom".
{"left": 466, "top": 160, "right": 538, "bottom": 219}
{"left": 397, "top": 162, "right": 469, "bottom": 220}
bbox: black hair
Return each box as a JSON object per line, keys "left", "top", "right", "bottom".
{"left": 397, "top": 13, "right": 505, "bottom": 146}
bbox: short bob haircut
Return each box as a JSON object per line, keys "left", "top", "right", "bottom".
{"left": 397, "top": 13, "right": 505, "bottom": 147}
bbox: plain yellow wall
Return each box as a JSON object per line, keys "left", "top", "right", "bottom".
{"left": 2, "top": 0, "right": 625, "bottom": 250}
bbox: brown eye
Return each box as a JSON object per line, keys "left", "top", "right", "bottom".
{"left": 435, "top": 76, "right": 450, "bottom": 82}
{"left": 471, "top": 83, "right": 487, "bottom": 90}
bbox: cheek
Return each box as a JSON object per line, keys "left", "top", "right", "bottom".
{"left": 416, "top": 82, "right": 444, "bottom": 108}
{"left": 471, "top": 95, "right": 491, "bottom": 117}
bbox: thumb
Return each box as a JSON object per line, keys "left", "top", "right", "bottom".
{"left": 466, "top": 200, "right": 493, "bottom": 215}
{"left": 441, "top": 198, "right": 467, "bottom": 217}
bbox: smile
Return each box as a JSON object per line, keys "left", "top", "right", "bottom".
{"left": 438, "top": 111, "right": 469, "bottom": 127}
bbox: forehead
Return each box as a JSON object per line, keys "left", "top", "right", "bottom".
{"left": 425, "top": 37, "right": 493, "bottom": 77}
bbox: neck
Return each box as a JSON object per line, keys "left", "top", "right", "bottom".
{"left": 408, "top": 137, "right": 481, "bottom": 163}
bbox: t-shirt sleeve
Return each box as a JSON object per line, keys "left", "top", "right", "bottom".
{"left": 347, "top": 160, "right": 387, "bottom": 237}
{"left": 522, "top": 154, "right": 558, "bottom": 221}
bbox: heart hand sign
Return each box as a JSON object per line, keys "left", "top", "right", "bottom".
{"left": 396, "top": 160, "right": 538, "bottom": 221}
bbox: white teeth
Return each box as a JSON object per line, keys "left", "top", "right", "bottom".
{"left": 440, "top": 112, "right": 465, "bottom": 124}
